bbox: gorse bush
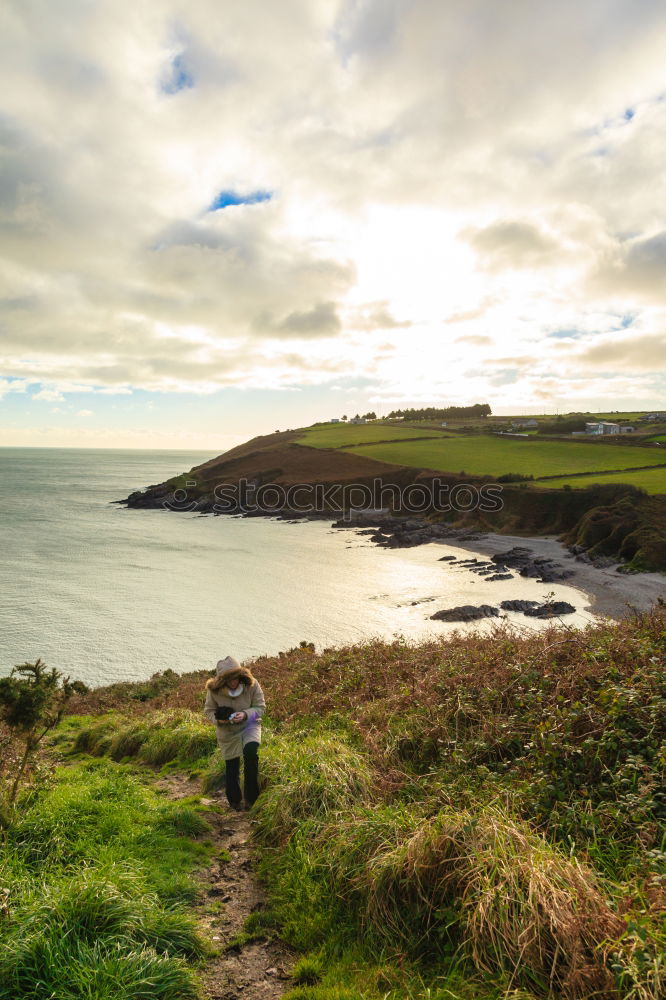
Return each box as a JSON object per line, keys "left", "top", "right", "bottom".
{"left": 0, "top": 760, "right": 208, "bottom": 999}
{"left": 0, "top": 658, "right": 87, "bottom": 830}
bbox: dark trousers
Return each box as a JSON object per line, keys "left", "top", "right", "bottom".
{"left": 225, "top": 741, "right": 260, "bottom": 806}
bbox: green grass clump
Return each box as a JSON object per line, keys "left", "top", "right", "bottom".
{"left": 292, "top": 955, "right": 324, "bottom": 984}
{"left": 252, "top": 731, "right": 375, "bottom": 843}
{"left": 0, "top": 759, "right": 208, "bottom": 999}
{"left": 74, "top": 709, "right": 216, "bottom": 767}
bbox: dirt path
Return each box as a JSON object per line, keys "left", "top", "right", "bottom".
{"left": 155, "top": 774, "right": 294, "bottom": 1000}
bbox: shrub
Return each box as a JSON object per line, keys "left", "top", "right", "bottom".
{"left": 0, "top": 659, "right": 87, "bottom": 829}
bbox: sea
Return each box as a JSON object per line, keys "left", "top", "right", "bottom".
{"left": 0, "top": 448, "right": 599, "bottom": 688}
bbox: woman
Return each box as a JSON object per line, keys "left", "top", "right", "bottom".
{"left": 203, "top": 655, "right": 266, "bottom": 810}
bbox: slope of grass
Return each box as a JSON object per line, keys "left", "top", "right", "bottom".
{"left": 72, "top": 708, "right": 216, "bottom": 768}
{"left": 70, "top": 608, "right": 666, "bottom": 1000}
{"left": 341, "top": 435, "right": 664, "bottom": 479}
{"left": 250, "top": 613, "right": 666, "bottom": 1000}
{"left": 298, "top": 422, "right": 450, "bottom": 449}
{"left": 0, "top": 759, "right": 211, "bottom": 1000}
{"left": 537, "top": 467, "right": 666, "bottom": 494}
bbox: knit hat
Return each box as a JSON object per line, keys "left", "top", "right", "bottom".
{"left": 215, "top": 655, "right": 241, "bottom": 678}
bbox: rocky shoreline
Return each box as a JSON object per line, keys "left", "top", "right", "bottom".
{"left": 118, "top": 491, "right": 665, "bottom": 623}
{"left": 329, "top": 512, "right": 585, "bottom": 624}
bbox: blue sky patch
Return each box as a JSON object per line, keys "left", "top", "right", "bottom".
{"left": 624, "top": 107, "right": 635, "bottom": 121}
{"left": 548, "top": 328, "right": 582, "bottom": 339}
{"left": 161, "top": 54, "right": 194, "bottom": 95}
{"left": 209, "top": 189, "right": 272, "bottom": 211}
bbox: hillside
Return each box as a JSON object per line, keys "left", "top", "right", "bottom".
{"left": 121, "top": 420, "right": 666, "bottom": 572}
{"left": 45, "top": 606, "right": 666, "bottom": 1000}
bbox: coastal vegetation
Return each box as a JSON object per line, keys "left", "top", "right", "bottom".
{"left": 124, "top": 410, "right": 666, "bottom": 572}
{"left": 10, "top": 607, "right": 660, "bottom": 999}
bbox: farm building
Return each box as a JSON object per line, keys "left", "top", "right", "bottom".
{"left": 585, "top": 421, "right": 620, "bottom": 435}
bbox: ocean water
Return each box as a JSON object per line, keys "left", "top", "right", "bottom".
{"left": 0, "top": 448, "right": 598, "bottom": 688}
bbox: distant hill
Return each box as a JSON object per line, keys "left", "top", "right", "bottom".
{"left": 121, "top": 421, "right": 666, "bottom": 571}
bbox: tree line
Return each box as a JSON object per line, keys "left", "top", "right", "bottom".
{"left": 387, "top": 403, "right": 492, "bottom": 420}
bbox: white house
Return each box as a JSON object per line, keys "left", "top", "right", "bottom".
{"left": 330, "top": 418, "right": 340, "bottom": 423}
{"left": 349, "top": 417, "right": 367, "bottom": 424}
{"left": 586, "top": 422, "right": 620, "bottom": 435}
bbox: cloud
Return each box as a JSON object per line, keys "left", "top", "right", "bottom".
{"left": 347, "top": 301, "right": 412, "bottom": 331}
{"left": 0, "top": 0, "right": 665, "bottom": 420}
{"left": 32, "top": 388, "right": 64, "bottom": 401}
{"left": 77, "top": 409, "right": 93, "bottom": 417}
{"left": 274, "top": 301, "right": 342, "bottom": 338}
{"left": 591, "top": 231, "right": 666, "bottom": 303}
{"left": 575, "top": 332, "right": 666, "bottom": 372}
{"left": 454, "top": 334, "right": 492, "bottom": 346}
{"left": 0, "top": 378, "right": 31, "bottom": 399}
{"left": 463, "top": 220, "right": 561, "bottom": 270}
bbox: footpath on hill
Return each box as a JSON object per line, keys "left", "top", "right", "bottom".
{"left": 155, "top": 773, "right": 293, "bottom": 1000}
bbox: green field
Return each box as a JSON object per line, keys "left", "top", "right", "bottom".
{"left": 298, "top": 422, "right": 450, "bottom": 449}
{"left": 536, "top": 466, "right": 666, "bottom": 494}
{"left": 338, "top": 434, "right": 665, "bottom": 479}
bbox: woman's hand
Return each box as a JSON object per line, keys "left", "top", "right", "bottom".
{"left": 231, "top": 711, "right": 247, "bottom": 723}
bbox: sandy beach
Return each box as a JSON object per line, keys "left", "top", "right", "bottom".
{"left": 443, "top": 532, "right": 665, "bottom": 620}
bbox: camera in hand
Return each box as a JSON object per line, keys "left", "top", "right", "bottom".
{"left": 214, "top": 705, "right": 234, "bottom": 722}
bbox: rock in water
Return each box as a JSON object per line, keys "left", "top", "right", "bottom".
{"left": 524, "top": 601, "right": 576, "bottom": 618}
{"left": 500, "top": 599, "right": 540, "bottom": 612}
{"left": 430, "top": 604, "right": 500, "bottom": 622}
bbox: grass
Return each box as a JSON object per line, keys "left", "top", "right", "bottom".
{"left": 297, "top": 422, "right": 450, "bottom": 449}
{"left": 253, "top": 730, "right": 654, "bottom": 999}
{"left": 250, "top": 612, "right": 666, "bottom": 999}
{"left": 72, "top": 708, "right": 216, "bottom": 767}
{"left": 0, "top": 758, "right": 211, "bottom": 999}
{"left": 537, "top": 467, "right": 666, "bottom": 494}
{"left": 64, "top": 610, "right": 666, "bottom": 999}
{"left": 337, "top": 434, "right": 665, "bottom": 479}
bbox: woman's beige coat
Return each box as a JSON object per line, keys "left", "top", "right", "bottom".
{"left": 203, "top": 669, "right": 266, "bottom": 760}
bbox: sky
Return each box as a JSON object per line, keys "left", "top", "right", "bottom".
{"left": 0, "top": 0, "right": 665, "bottom": 451}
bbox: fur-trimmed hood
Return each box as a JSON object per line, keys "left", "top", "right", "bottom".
{"left": 205, "top": 666, "right": 256, "bottom": 692}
